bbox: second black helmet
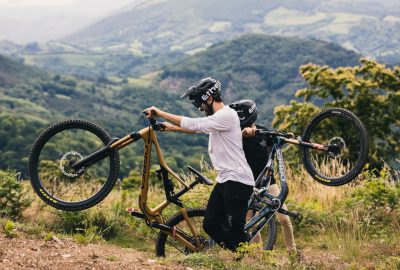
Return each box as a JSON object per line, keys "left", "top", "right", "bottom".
{"left": 229, "top": 99, "right": 257, "bottom": 129}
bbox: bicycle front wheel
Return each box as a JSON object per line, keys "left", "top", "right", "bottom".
{"left": 155, "top": 208, "right": 210, "bottom": 257}
{"left": 302, "top": 108, "right": 368, "bottom": 186}
{"left": 262, "top": 215, "right": 277, "bottom": 250}
{"left": 28, "top": 119, "right": 120, "bottom": 211}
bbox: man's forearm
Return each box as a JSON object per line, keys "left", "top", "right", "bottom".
{"left": 159, "top": 111, "right": 183, "bottom": 126}
{"left": 169, "top": 125, "right": 196, "bottom": 134}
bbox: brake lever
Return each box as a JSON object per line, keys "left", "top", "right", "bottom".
{"left": 142, "top": 111, "right": 165, "bottom": 131}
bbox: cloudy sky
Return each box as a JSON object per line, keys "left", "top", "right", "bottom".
{"left": 0, "top": 0, "right": 399, "bottom": 43}
{"left": 0, "top": 0, "right": 140, "bottom": 42}
{"left": 0, "top": 0, "right": 134, "bottom": 7}
{"left": 0, "top": 0, "right": 398, "bottom": 7}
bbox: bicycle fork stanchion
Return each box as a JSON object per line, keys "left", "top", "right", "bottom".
{"left": 127, "top": 207, "right": 199, "bottom": 252}
{"left": 180, "top": 208, "right": 201, "bottom": 248}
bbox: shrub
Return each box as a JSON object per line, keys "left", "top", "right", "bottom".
{"left": 56, "top": 210, "right": 88, "bottom": 234}
{"left": 0, "top": 171, "right": 31, "bottom": 219}
{"left": 3, "top": 219, "right": 17, "bottom": 238}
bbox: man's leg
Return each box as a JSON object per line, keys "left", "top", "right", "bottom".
{"left": 203, "top": 183, "right": 230, "bottom": 248}
{"left": 222, "top": 181, "right": 253, "bottom": 251}
{"left": 268, "top": 184, "right": 297, "bottom": 252}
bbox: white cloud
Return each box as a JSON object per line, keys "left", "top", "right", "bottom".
{"left": 0, "top": 0, "right": 78, "bottom": 7}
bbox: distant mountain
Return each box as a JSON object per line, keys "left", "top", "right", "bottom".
{"left": 62, "top": 0, "right": 400, "bottom": 63}
{"left": 156, "top": 34, "right": 360, "bottom": 125}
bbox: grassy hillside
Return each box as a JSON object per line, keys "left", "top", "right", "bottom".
{"left": 0, "top": 55, "right": 45, "bottom": 87}
{"left": 0, "top": 161, "right": 398, "bottom": 269}
{"left": 0, "top": 34, "right": 362, "bottom": 177}
{"left": 0, "top": 34, "right": 361, "bottom": 175}
{"left": 0, "top": 54, "right": 208, "bottom": 176}
{"left": 158, "top": 34, "right": 360, "bottom": 125}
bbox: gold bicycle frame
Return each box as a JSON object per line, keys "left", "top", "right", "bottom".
{"left": 109, "top": 126, "right": 203, "bottom": 252}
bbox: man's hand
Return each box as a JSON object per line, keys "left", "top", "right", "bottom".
{"left": 160, "top": 122, "right": 176, "bottom": 132}
{"left": 143, "top": 106, "right": 163, "bottom": 118}
{"left": 143, "top": 106, "right": 183, "bottom": 127}
{"left": 242, "top": 125, "right": 256, "bottom": 137}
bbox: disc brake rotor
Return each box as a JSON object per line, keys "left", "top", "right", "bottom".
{"left": 59, "top": 151, "right": 83, "bottom": 177}
{"left": 328, "top": 137, "right": 346, "bottom": 158}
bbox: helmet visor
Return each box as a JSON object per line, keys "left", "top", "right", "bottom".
{"left": 190, "top": 96, "right": 204, "bottom": 110}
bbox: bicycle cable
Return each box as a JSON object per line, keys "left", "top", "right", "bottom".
{"left": 87, "top": 115, "right": 148, "bottom": 154}
{"left": 113, "top": 114, "right": 148, "bottom": 138}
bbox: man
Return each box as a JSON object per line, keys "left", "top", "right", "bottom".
{"left": 229, "top": 99, "right": 297, "bottom": 254}
{"left": 143, "top": 77, "right": 254, "bottom": 251}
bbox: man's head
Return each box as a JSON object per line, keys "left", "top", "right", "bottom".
{"left": 180, "top": 77, "right": 222, "bottom": 116}
{"left": 229, "top": 99, "right": 257, "bottom": 129}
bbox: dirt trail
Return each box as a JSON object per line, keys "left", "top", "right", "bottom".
{"left": 0, "top": 232, "right": 185, "bottom": 270}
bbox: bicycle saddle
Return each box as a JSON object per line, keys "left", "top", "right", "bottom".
{"left": 187, "top": 166, "right": 213, "bottom": 185}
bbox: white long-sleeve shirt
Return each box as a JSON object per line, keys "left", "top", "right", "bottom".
{"left": 181, "top": 106, "right": 254, "bottom": 186}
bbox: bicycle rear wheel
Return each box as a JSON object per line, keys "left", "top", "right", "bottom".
{"left": 155, "top": 208, "right": 210, "bottom": 257}
{"left": 28, "top": 119, "right": 120, "bottom": 211}
{"left": 302, "top": 108, "right": 368, "bottom": 186}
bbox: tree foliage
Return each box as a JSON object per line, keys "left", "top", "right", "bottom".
{"left": 273, "top": 59, "right": 400, "bottom": 168}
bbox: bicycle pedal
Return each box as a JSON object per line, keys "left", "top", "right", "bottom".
{"left": 293, "top": 213, "right": 303, "bottom": 224}
{"left": 126, "top": 208, "right": 145, "bottom": 219}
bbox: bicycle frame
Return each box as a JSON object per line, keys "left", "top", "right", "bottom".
{"left": 73, "top": 124, "right": 207, "bottom": 252}
{"left": 244, "top": 130, "right": 327, "bottom": 241}
{"left": 244, "top": 136, "right": 289, "bottom": 241}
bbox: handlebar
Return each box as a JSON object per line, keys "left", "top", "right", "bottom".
{"left": 255, "top": 129, "right": 295, "bottom": 139}
{"left": 256, "top": 128, "right": 332, "bottom": 153}
{"left": 142, "top": 111, "right": 165, "bottom": 131}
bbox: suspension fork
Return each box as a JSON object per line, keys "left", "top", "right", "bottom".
{"left": 180, "top": 208, "right": 202, "bottom": 248}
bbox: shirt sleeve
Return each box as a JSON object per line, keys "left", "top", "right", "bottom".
{"left": 181, "top": 111, "right": 233, "bottom": 133}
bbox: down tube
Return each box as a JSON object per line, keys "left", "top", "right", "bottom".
{"left": 275, "top": 140, "right": 288, "bottom": 204}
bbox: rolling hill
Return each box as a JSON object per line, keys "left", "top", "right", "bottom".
{"left": 0, "top": 34, "right": 360, "bottom": 176}
{"left": 156, "top": 34, "right": 360, "bottom": 125}
{"left": 62, "top": 0, "right": 400, "bottom": 62}
{"left": 0, "top": 1, "right": 398, "bottom": 79}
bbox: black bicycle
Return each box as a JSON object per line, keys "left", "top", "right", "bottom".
{"left": 245, "top": 107, "right": 369, "bottom": 250}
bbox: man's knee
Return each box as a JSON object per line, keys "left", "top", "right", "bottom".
{"left": 277, "top": 213, "right": 292, "bottom": 227}
{"left": 203, "top": 216, "right": 215, "bottom": 236}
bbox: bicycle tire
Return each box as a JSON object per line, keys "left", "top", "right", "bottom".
{"left": 28, "top": 119, "right": 120, "bottom": 211}
{"left": 302, "top": 108, "right": 368, "bottom": 186}
{"left": 155, "top": 208, "right": 208, "bottom": 257}
{"left": 155, "top": 208, "right": 277, "bottom": 256}
{"left": 261, "top": 215, "right": 277, "bottom": 250}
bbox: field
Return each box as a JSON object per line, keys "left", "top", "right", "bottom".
{"left": 1, "top": 160, "right": 399, "bottom": 269}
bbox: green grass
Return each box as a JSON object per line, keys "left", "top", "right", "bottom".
{"left": 2, "top": 162, "right": 398, "bottom": 269}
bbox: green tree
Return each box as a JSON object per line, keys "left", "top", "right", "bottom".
{"left": 273, "top": 59, "right": 400, "bottom": 168}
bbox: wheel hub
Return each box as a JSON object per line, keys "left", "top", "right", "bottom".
{"left": 328, "top": 137, "right": 346, "bottom": 158}
{"left": 59, "top": 151, "right": 83, "bottom": 177}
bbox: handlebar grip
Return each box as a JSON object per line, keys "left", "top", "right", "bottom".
{"left": 157, "top": 122, "right": 165, "bottom": 130}
{"left": 142, "top": 110, "right": 165, "bottom": 131}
